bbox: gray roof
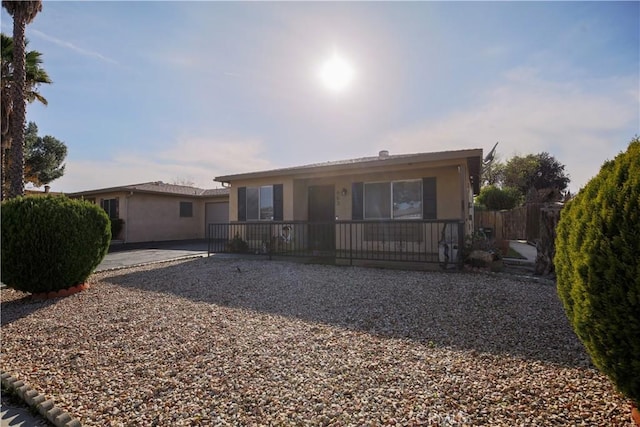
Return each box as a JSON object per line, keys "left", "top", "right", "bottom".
{"left": 68, "top": 181, "right": 229, "bottom": 198}
{"left": 216, "top": 148, "right": 483, "bottom": 182}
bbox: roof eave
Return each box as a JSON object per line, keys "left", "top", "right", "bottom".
{"left": 215, "top": 148, "right": 483, "bottom": 182}
{"left": 67, "top": 182, "right": 229, "bottom": 198}
{"left": 69, "top": 189, "right": 228, "bottom": 198}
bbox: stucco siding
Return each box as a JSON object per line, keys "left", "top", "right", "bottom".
{"left": 435, "top": 167, "right": 464, "bottom": 219}
{"left": 230, "top": 162, "right": 470, "bottom": 222}
{"left": 69, "top": 183, "right": 230, "bottom": 244}
{"left": 125, "top": 194, "right": 204, "bottom": 242}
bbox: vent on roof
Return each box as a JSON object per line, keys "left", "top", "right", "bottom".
{"left": 379, "top": 150, "right": 389, "bottom": 158}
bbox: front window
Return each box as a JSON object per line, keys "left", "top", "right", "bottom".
{"left": 392, "top": 180, "right": 422, "bottom": 219}
{"left": 101, "top": 198, "right": 118, "bottom": 219}
{"left": 259, "top": 186, "right": 274, "bottom": 220}
{"left": 246, "top": 185, "right": 274, "bottom": 220}
{"left": 364, "top": 180, "right": 422, "bottom": 219}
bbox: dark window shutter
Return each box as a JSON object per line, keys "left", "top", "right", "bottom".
{"left": 423, "top": 177, "right": 437, "bottom": 219}
{"left": 237, "top": 187, "right": 246, "bottom": 221}
{"left": 364, "top": 182, "right": 391, "bottom": 219}
{"left": 273, "top": 184, "right": 283, "bottom": 221}
{"left": 352, "top": 182, "right": 363, "bottom": 220}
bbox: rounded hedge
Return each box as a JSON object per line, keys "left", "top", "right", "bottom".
{"left": 1, "top": 195, "right": 111, "bottom": 293}
{"left": 555, "top": 138, "right": 639, "bottom": 406}
{"left": 476, "top": 185, "right": 522, "bottom": 210}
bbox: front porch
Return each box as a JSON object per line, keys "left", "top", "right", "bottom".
{"left": 207, "top": 219, "right": 464, "bottom": 269}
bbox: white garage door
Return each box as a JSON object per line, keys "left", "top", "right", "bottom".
{"left": 205, "top": 202, "right": 229, "bottom": 240}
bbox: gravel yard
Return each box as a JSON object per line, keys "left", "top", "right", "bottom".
{"left": 0, "top": 257, "right": 631, "bottom": 426}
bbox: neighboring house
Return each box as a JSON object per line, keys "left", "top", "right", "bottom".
{"left": 214, "top": 148, "right": 482, "bottom": 261}
{"left": 68, "top": 182, "right": 229, "bottom": 243}
{"left": 25, "top": 186, "right": 61, "bottom": 197}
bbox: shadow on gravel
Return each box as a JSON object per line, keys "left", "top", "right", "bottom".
{"left": 1, "top": 293, "right": 56, "bottom": 326}
{"left": 104, "top": 257, "right": 591, "bottom": 369}
{"left": 108, "top": 239, "right": 208, "bottom": 253}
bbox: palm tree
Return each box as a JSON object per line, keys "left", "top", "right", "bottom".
{"left": 1, "top": 33, "right": 51, "bottom": 199}
{"left": 2, "top": 0, "right": 43, "bottom": 199}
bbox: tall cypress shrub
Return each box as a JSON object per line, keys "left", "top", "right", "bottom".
{"left": 555, "top": 138, "right": 639, "bottom": 406}
{"left": 1, "top": 195, "right": 111, "bottom": 293}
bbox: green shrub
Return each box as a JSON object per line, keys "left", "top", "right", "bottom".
{"left": 226, "top": 233, "right": 249, "bottom": 253}
{"left": 555, "top": 138, "right": 639, "bottom": 406}
{"left": 1, "top": 195, "right": 111, "bottom": 293}
{"left": 476, "top": 185, "right": 522, "bottom": 210}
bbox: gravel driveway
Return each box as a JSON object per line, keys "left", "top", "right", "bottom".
{"left": 0, "top": 257, "right": 630, "bottom": 426}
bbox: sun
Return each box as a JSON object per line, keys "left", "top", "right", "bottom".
{"left": 318, "top": 52, "right": 355, "bottom": 93}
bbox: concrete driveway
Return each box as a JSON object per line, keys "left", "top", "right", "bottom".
{"left": 96, "top": 240, "right": 209, "bottom": 272}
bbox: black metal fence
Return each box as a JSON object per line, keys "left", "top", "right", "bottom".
{"left": 208, "top": 220, "right": 465, "bottom": 268}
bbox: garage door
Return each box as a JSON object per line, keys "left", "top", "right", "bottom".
{"left": 205, "top": 202, "right": 229, "bottom": 240}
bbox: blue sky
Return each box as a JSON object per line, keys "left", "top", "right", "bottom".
{"left": 2, "top": 1, "right": 638, "bottom": 193}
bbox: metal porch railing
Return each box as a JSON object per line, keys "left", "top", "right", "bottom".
{"left": 207, "top": 220, "right": 464, "bottom": 268}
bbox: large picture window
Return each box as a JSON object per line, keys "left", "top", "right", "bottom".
{"left": 364, "top": 180, "right": 422, "bottom": 220}
{"left": 392, "top": 180, "right": 422, "bottom": 219}
{"left": 353, "top": 177, "right": 435, "bottom": 221}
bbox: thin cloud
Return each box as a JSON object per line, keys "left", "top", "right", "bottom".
{"left": 50, "top": 157, "right": 221, "bottom": 194}
{"left": 48, "top": 136, "right": 274, "bottom": 193}
{"left": 378, "top": 70, "right": 639, "bottom": 194}
{"left": 31, "top": 29, "right": 118, "bottom": 65}
{"left": 156, "top": 135, "right": 273, "bottom": 174}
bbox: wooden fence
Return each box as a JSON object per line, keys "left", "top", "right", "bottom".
{"left": 474, "top": 203, "right": 544, "bottom": 242}
{"left": 474, "top": 209, "right": 505, "bottom": 241}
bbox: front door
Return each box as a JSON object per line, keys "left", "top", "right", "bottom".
{"left": 308, "top": 185, "right": 335, "bottom": 252}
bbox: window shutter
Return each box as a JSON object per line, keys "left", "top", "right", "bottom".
{"left": 273, "top": 184, "right": 283, "bottom": 221}
{"left": 423, "top": 177, "right": 437, "bottom": 219}
{"left": 352, "top": 182, "right": 363, "bottom": 220}
{"left": 237, "top": 187, "right": 246, "bottom": 221}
